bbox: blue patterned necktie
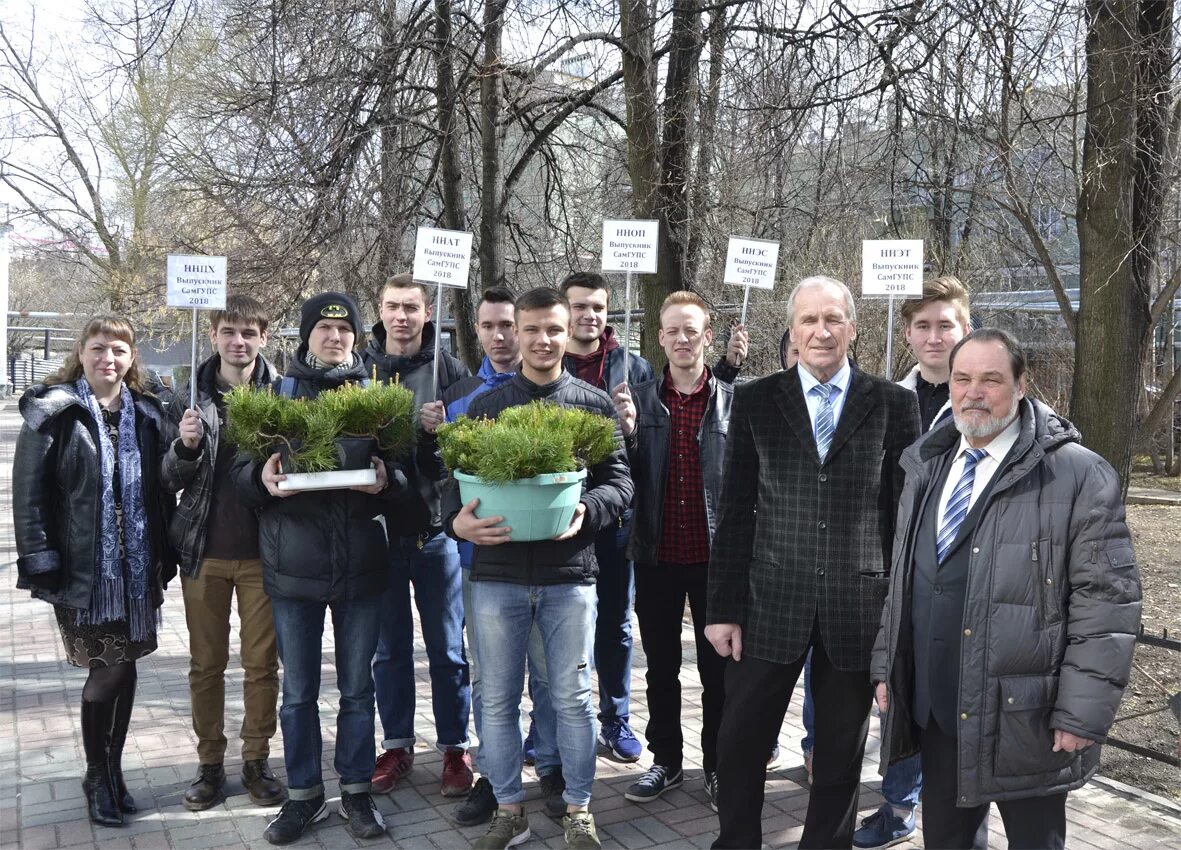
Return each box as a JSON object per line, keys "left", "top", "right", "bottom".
{"left": 811, "top": 383, "right": 837, "bottom": 463}
{"left": 937, "top": 448, "right": 988, "bottom": 563}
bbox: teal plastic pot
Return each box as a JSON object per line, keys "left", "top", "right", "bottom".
{"left": 454, "top": 468, "right": 588, "bottom": 542}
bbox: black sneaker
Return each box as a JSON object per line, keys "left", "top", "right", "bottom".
{"left": 624, "top": 765, "right": 684, "bottom": 803}
{"left": 454, "top": 776, "right": 498, "bottom": 826}
{"left": 539, "top": 769, "right": 566, "bottom": 818}
{"left": 263, "top": 796, "right": 329, "bottom": 845}
{"left": 704, "top": 771, "right": 718, "bottom": 813}
{"left": 338, "top": 791, "right": 386, "bottom": 840}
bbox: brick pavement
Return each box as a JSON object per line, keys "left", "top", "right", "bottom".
{"left": 2, "top": 400, "right": 1179, "bottom": 850}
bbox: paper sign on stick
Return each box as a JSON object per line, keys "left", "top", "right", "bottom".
{"left": 861, "top": 240, "right": 924, "bottom": 296}
{"left": 723, "top": 237, "right": 779, "bottom": 290}
{"left": 167, "top": 255, "right": 227, "bottom": 309}
{"left": 413, "top": 227, "right": 473, "bottom": 289}
{"left": 601, "top": 220, "right": 659, "bottom": 274}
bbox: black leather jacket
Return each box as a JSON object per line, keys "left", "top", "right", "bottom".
{"left": 13, "top": 383, "right": 178, "bottom": 609}
{"left": 625, "top": 371, "right": 733, "bottom": 564}
{"left": 229, "top": 354, "right": 407, "bottom": 602}
{"left": 442, "top": 372, "right": 634, "bottom": 585}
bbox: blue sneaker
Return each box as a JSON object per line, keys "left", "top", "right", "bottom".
{"left": 522, "top": 720, "right": 537, "bottom": 766}
{"left": 852, "top": 803, "right": 916, "bottom": 849}
{"left": 597, "top": 719, "right": 642, "bottom": 762}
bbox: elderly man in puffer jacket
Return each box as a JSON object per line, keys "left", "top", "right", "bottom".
{"left": 871, "top": 328, "right": 1141, "bottom": 850}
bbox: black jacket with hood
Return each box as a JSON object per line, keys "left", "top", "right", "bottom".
{"left": 229, "top": 352, "right": 408, "bottom": 602}
{"left": 13, "top": 383, "right": 178, "bottom": 609}
{"left": 361, "top": 320, "right": 470, "bottom": 536}
{"left": 161, "top": 354, "right": 280, "bottom": 577}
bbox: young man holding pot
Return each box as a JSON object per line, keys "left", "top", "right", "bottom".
{"left": 444, "top": 287, "right": 633, "bottom": 849}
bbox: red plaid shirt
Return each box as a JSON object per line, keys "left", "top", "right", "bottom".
{"left": 658, "top": 367, "right": 711, "bottom": 564}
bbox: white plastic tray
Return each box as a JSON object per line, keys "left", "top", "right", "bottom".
{"left": 277, "top": 468, "right": 378, "bottom": 491}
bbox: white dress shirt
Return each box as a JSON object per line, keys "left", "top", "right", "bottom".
{"left": 798, "top": 359, "right": 852, "bottom": 433}
{"left": 936, "top": 414, "right": 1021, "bottom": 536}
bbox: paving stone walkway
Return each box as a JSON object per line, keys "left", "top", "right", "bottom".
{"left": 2, "top": 400, "right": 1179, "bottom": 850}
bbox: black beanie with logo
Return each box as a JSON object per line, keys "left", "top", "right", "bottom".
{"left": 299, "top": 291, "right": 362, "bottom": 343}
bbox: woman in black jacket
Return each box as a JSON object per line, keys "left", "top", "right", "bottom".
{"left": 13, "top": 316, "right": 177, "bottom": 827}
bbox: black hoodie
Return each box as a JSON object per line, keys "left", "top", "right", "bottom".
{"left": 361, "top": 321, "right": 471, "bottom": 536}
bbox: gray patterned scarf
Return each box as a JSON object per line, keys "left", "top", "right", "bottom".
{"left": 75, "top": 379, "right": 155, "bottom": 641}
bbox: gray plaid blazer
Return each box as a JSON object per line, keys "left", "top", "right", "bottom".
{"left": 707, "top": 365, "right": 920, "bottom": 671}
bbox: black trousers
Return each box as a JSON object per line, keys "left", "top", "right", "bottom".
{"left": 634, "top": 561, "right": 726, "bottom": 773}
{"left": 920, "top": 718, "right": 1067, "bottom": 850}
{"left": 712, "top": 621, "right": 872, "bottom": 849}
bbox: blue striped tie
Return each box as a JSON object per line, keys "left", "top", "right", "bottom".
{"left": 937, "top": 448, "right": 988, "bottom": 563}
{"left": 811, "top": 383, "right": 836, "bottom": 463}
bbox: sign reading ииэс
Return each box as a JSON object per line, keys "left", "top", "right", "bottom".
{"left": 413, "top": 227, "right": 474, "bottom": 289}
{"left": 601, "top": 220, "right": 659, "bottom": 274}
{"left": 861, "top": 239, "right": 924, "bottom": 297}
{"left": 723, "top": 236, "right": 780, "bottom": 290}
{"left": 166, "top": 255, "right": 227, "bottom": 310}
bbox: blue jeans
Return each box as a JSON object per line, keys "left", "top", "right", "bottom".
{"left": 461, "top": 570, "right": 482, "bottom": 774}
{"left": 879, "top": 709, "right": 922, "bottom": 809}
{"left": 593, "top": 517, "right": 634, "bottom": 723}
{"left": 470, "top": 580, "right": 597, "bottom": 807}
{"left": 374, "top": 532, "right": 470, "bottom": 751}
{"left": 271, "top": 594, "right": 382, "bottom": 799}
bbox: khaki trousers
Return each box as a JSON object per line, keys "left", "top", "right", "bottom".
{"left": 182, "top": 558, "right": 278, "bottom": 764}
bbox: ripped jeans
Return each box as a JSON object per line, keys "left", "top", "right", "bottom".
{"left": 468, "top": 579, "right": 598, "bottom": 807}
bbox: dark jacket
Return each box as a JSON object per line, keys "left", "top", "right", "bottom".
{"left": 441, "top": 372, "right": 634, "bottom": 585}
{"left": 870, "top": 399, "right": 1142, "bottom": 806}
{"left": 230, "top": 353, "right": 407, "bottom": 602}
{"left": 13, "top": 383, "right": 178, "bottom": 609}
{"left": 443, "top": 356, "right": 516, "bottom": 421}
{"left": 707, "top": 366, "right": 921, "bottom": 670}
{"left": 361, "top": 320, "right": 470, "bottom": 535}
{"left": 625, "top": 370, "right": 732, "bottom": 564}
{"left": 561, "top": 326, "right": 739, "bottom": 391}
{"left": 161, "top": 354, "right": 279, "bottom": 577}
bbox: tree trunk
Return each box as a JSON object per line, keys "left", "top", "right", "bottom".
{"left": 684, "top": 6, "right": 726, "bottom": 288}
{"left": 478, "top": 0, "right": 506, "bottom": 293}
{"left": 434, "top": 0, "right": 480, "bottom": 370}
{"left": 1072, "top": 0, "right": 1167, "bottom": 493}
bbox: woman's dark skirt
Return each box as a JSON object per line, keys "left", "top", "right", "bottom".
{"left": 53, "top": 606, "right": 156, "bottom": 668}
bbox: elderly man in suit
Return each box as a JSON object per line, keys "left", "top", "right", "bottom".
{"left": 706, "top": 276, "right": 921, "bottom": 850}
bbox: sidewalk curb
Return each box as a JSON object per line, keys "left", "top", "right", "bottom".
{"left": 1092, "top": 774, "right": 1181, "bottom": 819}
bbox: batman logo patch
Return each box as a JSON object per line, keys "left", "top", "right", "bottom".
{"left": 321, "top": 304, "right": 349, "bottom": 318}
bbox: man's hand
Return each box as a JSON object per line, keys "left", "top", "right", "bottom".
{"left": 261, "top": 453, "right": 293, "bottom": 498}
{"left": 725, "top": 324, "right": 750, "bottom": 367}
{"left": 705, "top": 623, "right": 743, "bottom": 660}
{"left": 875, "top": 682, "right": 889, "bottom": 714}
{"left": 350, "top": 456, "right": 389, "bottom": 494}
{"left": 179, "top": 408, "right": 204, "bottom": 450}
{"left": 1052, "top": 729, "right": 1096, "bottom": 753}
{"left": 553, "top": 502, "right": 587, "bottom": 541}
{"left": 420, "top": 400, "right": 446, "bottom": 434}
{"left": 453, "top": 498, "right": 512, "bottom": 545}
{"left": 611, "top": 383, "right": 637, "bottom": 437}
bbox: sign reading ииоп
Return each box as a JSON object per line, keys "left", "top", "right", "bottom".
{"left": 413, "top": 227, "right": 473, "bottom": 288}
{"left": 860, "top": 239, "right": 924, "bottom": 297}
{"left": 601, "top": 220, "right": 659, "bottom": 274}
{"left": 166, "top": 255, "right": 227, "bottom": 309}
{"left": 723, "top": 237, "right": 779, "bottom": 291}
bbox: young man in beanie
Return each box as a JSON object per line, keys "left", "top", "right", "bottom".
{"left": 444, "top": 287, "right": 633, "bottom": 850}
{"left": 162, "top": 295, "right": 284, "bottom": 812}
{"left": 232, "top": 292, "right": 407, "bottom": 845}
{"left": 362, "top": 274, "right": 476, "bottom": 798}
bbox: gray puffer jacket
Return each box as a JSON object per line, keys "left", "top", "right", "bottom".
{"left": 870, "top": 398, "right": 1141, "bottom": 806}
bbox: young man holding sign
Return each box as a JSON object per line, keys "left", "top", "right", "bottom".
{"left": 162, "top": 296, "right": 284, "bottom": 812}
{"left": 362, "top": 274, "right": 475, "bottom": 799}
{"left": 445, "top": 287, "right": 633, "bottom": 849}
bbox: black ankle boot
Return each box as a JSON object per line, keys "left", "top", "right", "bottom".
{"left": 81, "top": 699, "right": 123, "bottom": 827}
{"left": 109, "top": 681, "right": 137, "bottom": 813}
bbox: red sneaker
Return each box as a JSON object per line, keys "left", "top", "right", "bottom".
{"left": 439, "top": 749, "right": 473, "bottom": 797}
{"left": 371, "top": 747, "right": 413, "bottom": 794}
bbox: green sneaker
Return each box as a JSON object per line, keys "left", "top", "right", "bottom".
{"left": 472, "top": 808, "right": 530, "bottom": 849}
{"left": 563, "top": 811, "right": 601, "bottom": 849}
